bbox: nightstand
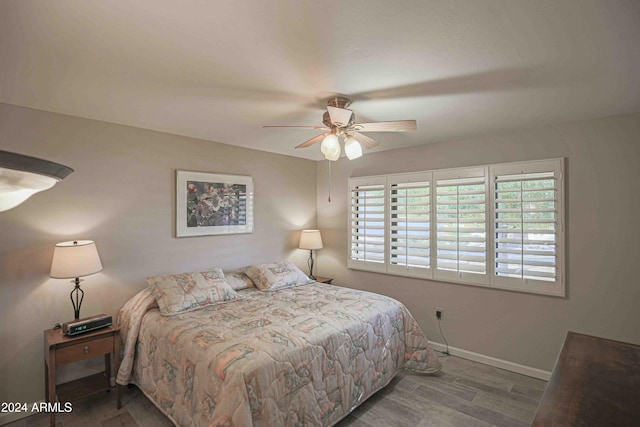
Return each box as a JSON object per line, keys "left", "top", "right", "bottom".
{"left": 314, "top": 276, "right": 333, "bottom": 284}
{"left": 44, "top": 326, "right": 120, "bottom": 427}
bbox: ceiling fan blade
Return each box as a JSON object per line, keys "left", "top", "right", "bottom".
{"left": 353, "top": 132, "right": 381, "bottom": 149}
{"left": 263, "top": 125, "right": 330, "bottom": 130}
{"left": 352, "top": 120, "right": 417, "bottom": 132}
{"left": 327, "top": 106, "right": 353, "bottom": 127}
{"left": 295, "top": 133, "right": 330, "bottom": 149}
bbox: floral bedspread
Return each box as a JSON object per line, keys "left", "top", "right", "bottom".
{"left": 116, "top": 282, "right": 441, "bottom": 426}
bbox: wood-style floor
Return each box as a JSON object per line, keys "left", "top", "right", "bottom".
{"left": 4, "top": 356, "right": 546, "bottom": 427}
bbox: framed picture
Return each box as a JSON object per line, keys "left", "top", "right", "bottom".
{"left": 176, "top": 170, "right": 254, "bottom": 237}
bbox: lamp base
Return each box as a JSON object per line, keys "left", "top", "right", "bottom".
{"left": 70, "top": 278, "right": 84, "bottom": 320}
{"left": 307, "top": 250, "right": 316, "bottom": 280}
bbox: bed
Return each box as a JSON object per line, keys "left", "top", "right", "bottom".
{"left": 116, "top": 267, "right": 441, "bottom": 427}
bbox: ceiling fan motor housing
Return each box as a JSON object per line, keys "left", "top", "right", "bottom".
{"left": 326, "top": 96, "right": 352, "bottom": 109}
{"left": 323, "top": 97, "right": 355, "bottom": 128}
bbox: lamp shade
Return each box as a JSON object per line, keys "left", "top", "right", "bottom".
{"left": 299, "top": 230, "right": 323, "bottom": 250}
{"left": 0, "top": 150, "right": 73, "bottom": 212}
{"left": 50, "top": 240, "right": 103, "bottom": 279}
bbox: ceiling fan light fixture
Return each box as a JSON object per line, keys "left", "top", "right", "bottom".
{"left": 344, "top": 135, "right": 362, "bottom": 160}
{"left": 323, "top": 145, "right": 341, "bottom": 161}
{"left": 321, "top": 133, "right": 340, "bottom": 160}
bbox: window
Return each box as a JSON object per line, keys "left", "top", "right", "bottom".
{"left": 491, "top": 159, "right": 564, "bottom": 295}
{"left": 388, "top": 173, "right": 431, "bottom": 278}
{"left": 348, "top": 177, "right": 386, "bottom": 272}
{"left": 347, "top": 159, "right": 565, "bottom": 296}
{"left": 434, "top": 168, "right": 488, "bottom": 284}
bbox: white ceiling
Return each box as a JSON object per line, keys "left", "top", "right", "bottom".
{"left": 1, "top": 0, "right": 639, "bottom": 161}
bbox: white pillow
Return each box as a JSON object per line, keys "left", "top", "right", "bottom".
{"left": 148, "top": 268, "right": 241, "bottom": 316}
{"left": 244, "top": 261, "right": 312, "bottom": 291}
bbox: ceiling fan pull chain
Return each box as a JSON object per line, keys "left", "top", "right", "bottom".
{"left": 328, "top": 160, "right": 332, "bottom": 203}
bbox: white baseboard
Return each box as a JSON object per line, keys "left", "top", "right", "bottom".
{"left": 430, "top": 341, "right": 551, "bottom": 381}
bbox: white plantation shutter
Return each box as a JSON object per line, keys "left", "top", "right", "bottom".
{"left": 346, "top": 159, "right": 565, "bottom": 297}
{"left": 434, "top": 168, "right": 489, "bottom": 284}
{"left": 348, "top": 177, "right": 386, "bottom": 272}
{"left": 388, "top": 173, "right": 432, "bottom": 278}
{"left": 491, "top": 159, "right": 564, "bottom": 295}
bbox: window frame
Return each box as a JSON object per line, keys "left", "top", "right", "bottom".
{"left": 347, "top": 158, "right": 565, "bottom": 297}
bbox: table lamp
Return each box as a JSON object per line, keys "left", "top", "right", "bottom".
{"left": 50, "top": 240, "right": 103, "bottom": 319}
{"left": 299, "top": 230, "right": 323, "bottom": 280}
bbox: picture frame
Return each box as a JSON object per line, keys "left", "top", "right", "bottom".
{"left": 176, "top": 170, "right": 254, "bottom": 237}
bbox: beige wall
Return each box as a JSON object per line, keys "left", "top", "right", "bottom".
{"left": 0, "top": 103, "right": 317, "bottom": 405}
{"left": 315, "top": 112, "right": 640, "bottom": 372}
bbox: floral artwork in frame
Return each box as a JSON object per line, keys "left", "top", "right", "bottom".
{"left": 176, "top": 170, "right": 254, "bottom": 237}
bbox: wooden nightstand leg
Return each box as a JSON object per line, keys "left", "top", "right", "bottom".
{"left": 48, "top": 348, "right": 56, "bottom": 427}
{"left": 44, "top": 360, "right": 49, "bottom": 401}
{"left": 114, "top": 333, "right": 121, "bottom": 409}
{"left": 105, "top": 353, "right": 111, "bottom": 390}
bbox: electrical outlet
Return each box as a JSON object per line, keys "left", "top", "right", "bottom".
{"left": 436, "top": 309, "right": 443, "bottom": 319}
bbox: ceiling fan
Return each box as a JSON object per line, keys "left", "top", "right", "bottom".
{"left": 264, "top": 96, "right": 417, "bottom": 160}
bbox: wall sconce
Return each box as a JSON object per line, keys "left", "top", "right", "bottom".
{"left": 0, "top": 150, "right": 73, "bottom": 212}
